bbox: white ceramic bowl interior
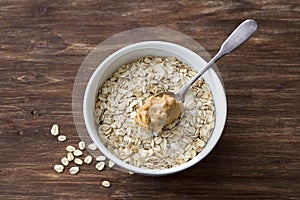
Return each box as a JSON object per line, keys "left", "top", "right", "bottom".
{"left": 83, "top": 41, "right": 227, "bottom": 176}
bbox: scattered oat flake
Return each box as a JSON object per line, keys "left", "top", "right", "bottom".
{"left": 128, "top": 171, "right": 134, "bottom": 175}
{"left": 67, "top": 152, "right": 74, "bottom": 161}
{"left": 84, "top": 155, "right": 93, "bottom": 164}
{"left": 74, "top": 158, "right": 83, "bottom": 165}
{"left": 51, "top": 124, "right": 59, "bottom": 136}
{"left": 57, "top": 135, "right": 67, "bottom": 142}
{"left": 61, "top": 157, "right": 69, "bottom": 166}
{"left": 96, "top": 162, "right": 105, "bottom": 171}
{"left": 102, "top": 180, "right": 111, "bottom": 188}
{"left": 108, "top": 160, "right": 115, "bottom": 168}
{"left": 69, "top": 166, "right": 80, "bottom": 175}
{"left": 73, "top": 149, "right": 83, "bottom": 156}
{"left": 96, "top": 155, "right": 106, "bottom": 161}
{"left": 54, "top": 164, "right": 64, "bottom": 173}
{"left": 78, "top": 141, "right": 85, "bottom": 150}
{"left": 88, "top": 143, "right": 97, "bottom": 150}
{"left": 66, "top": 145, "right": 75, "bottom": 152}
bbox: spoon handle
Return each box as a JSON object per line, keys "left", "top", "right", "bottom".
{"left": 220, "top": 19, "right": 258, "bottom": 54}
{"left": 176, "top": 19, "right": 258, "bottom": 101}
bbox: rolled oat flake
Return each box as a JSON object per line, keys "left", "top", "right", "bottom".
{"left": 54, "top": 164, "right": 64, "bottom": 173}
{"left": 69, "top": 166, "right": 80, "bottom": 175}
{"left": 74, "top": 158, "right": 83, "bottom": 165}
{"left": 67, "top": 152, "right": 74, "bottom": 161}
{"left": 84, "top": 155, "right": 93, "bottom": 164}
{"left": 66, "top": 145, "right": 75, "bottom": 152}
{"left": 96, "top": 155, "right": 106, "bottom": 161}
{"left": 102, "top": 180, "right": 111, "bottom": 188}
{"left": 51, "top": 124, "right": 59, "bottom": 136}
{"left": 73, "top": 149, "right": 83, "bottom": 156}
{"left": 58, "top": 135, "right": 67, "bottom": 142}
{"left": 78, "top": 141, "right": 85, "bottom": 150}
{"left": 88, "top": 143, "right": 97, "bottom": 151}
{"left": 96, "top": 162, "right": 105, "bottom": 171}
{"left": 61, "top": 157, "right": 69, "bottom": 166}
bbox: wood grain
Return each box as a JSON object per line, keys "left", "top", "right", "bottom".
{"left": 0, "top": 0, "right": 299, "bottom": 199}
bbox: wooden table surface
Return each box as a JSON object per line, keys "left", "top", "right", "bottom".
{"left": 1, "top": 0, "right": 299, "bottom": 199}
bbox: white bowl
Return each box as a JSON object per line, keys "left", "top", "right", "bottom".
{"left": 83, "top": 41, "right": 227, "bottom": 176}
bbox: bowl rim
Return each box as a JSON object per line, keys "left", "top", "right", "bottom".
{"left": 83, "top": 41, "right": 227, "bottom": 175}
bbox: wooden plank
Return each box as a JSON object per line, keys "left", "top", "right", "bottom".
{"left": 0, "top": 0, "right": 299, "bottom": 199}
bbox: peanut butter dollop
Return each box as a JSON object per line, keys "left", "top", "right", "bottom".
{"left": 134, "top": 94, "right": 183, "bottom": 133}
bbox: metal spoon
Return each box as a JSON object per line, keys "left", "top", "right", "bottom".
{"left": 157, "top": 19, "right": 258, "bottom": 102}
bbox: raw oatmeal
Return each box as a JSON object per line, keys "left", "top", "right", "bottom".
{"left": 95, "top": 56, "right": 215, "bottom": 170}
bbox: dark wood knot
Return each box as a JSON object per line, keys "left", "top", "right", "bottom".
{"left": 30, "top": 110, "right": 36, "bottom": 118}
{"left": 36, "top": 7, "right": 48, "bottom": 14}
